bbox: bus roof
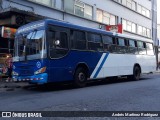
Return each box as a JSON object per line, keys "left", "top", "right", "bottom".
{"left": 17, "top": 19, "right": 153, "bottom": 43}
{"left": 45, "top": 19, "right": 114, "bottom": 35}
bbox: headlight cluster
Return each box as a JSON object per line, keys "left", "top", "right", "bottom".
{"left": 34, "top": 67, "right": 46, "bottom": 75}
{"left": 12, "top": 71, "right": 19, "bottom": 76}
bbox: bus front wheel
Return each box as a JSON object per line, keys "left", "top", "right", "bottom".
{"left": 74, "top": 67, "right": 87, "bottom": 87}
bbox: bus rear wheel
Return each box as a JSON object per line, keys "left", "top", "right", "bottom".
{"left": 74, "top": 67, "right": 87, "bottom": 87}
{"left": 129, "top": 66, "right": 141, "bottom": 81}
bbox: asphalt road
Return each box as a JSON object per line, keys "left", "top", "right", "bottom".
{"left": 0, "top": 73, "right": 160, "bottom": 120}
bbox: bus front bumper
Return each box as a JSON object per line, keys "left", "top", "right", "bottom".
{"left": 12, "top": 73, "right": 48, "bottom": 84}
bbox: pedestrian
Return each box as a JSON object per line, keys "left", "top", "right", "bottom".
{"left": 5, "top": 54, "right": 13, "bottom": 82}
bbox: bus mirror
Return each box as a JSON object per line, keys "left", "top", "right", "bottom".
{"left": 55, "top": 40, "right": 60, "bottom": 46}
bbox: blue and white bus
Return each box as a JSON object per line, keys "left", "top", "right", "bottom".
{"left": 12, "top": 19, "right": 156, "bottom": 87}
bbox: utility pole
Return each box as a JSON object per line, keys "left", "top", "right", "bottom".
{"left": 152, "top": 0, "right": 158, "bottom": 70}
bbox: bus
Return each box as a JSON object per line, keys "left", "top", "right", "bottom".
{"left": 12, "top": 19, "right": 156, "bottom": 87}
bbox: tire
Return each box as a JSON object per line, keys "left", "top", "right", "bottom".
{"left": 74, "top": 67, "right": 87, "bottom": 87}
{"left": 129, "top": 66, "right": 141, "bottom": 81}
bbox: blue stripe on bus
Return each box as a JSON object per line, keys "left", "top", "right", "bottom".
{"left": 93, "top": 53, "right": 109, "bottom": 78}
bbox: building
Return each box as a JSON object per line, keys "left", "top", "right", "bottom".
{"left": 0, "top": 0, "right": 157, "bottom": 56}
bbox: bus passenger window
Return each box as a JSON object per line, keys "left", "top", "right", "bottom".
{"left": 71, "top": 30, "right": 86, "bottom": 50}
{"left": 129, "top": 39, "right": 138, "bottom": 54}
{"left": 117, "top": 38, "right": 128, "bottom": 54}
{"left": 48, "top": 30, "right": 55, "bottom": 48}
{"left": 88, "top": 33, "right": 103, "bottom": 51}
{"left": 59, "top": 32, "right": 68, "bottom": 49}
{"left": 49, "top": 30, "right": 69, "bottom": 58}
{"left": 137, "top": 41, "right": 146, "bottom": 55}
{"left": 103, "top": 35, "right": 113, "bottom": 52}
{"left": 146, "top": 43, "right": 154, "bottom": 55}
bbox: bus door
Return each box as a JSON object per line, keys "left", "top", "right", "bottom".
{"left": 48, "top": 25, "right": 70, "bottom": 82}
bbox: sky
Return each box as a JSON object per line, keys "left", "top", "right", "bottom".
{"left": 158, "top": 0, "right": 160, "bottom": 24}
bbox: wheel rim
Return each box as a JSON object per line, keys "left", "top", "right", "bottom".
{"left": 135, "top": 68, "right": 140, "bottom": 79}
{"left": 78, "top": 72, "right": 86, "bottom": 82}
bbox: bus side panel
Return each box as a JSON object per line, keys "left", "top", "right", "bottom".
{"left": 91, "top": 54, "right": 156, "bottom": 78}
{"left": 48, "top": 51, "right": 103, "bottom": 82}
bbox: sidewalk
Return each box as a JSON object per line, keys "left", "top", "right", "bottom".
{"left": 155, "top": 69, "right": 160, "bottom": 73}
{"left": 0, "top": 78, "right": 29, "bottom": 91}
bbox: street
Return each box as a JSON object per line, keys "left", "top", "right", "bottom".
{"left": 0, "top": 73, "right": 160, "bottom": 120}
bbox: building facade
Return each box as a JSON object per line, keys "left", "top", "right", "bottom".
{"left": 0, "top": 0, "right": 156, "bottom": 55}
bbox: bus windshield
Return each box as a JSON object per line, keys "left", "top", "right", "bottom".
{"left": 14, "top": 30, "right": 46, "bottom": 61}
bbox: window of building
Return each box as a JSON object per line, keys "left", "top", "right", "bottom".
{"left": 121, "top": 0, "right": 136, "bottom": 10}
{"left": 114, "top": 0, "right": 122, "bottom": 3}
{"left": 147, "top": 29, "right": 151, "bottom": 38}
{"left": 96, "top": 9, "right": 116, "bottom": 25}
{"left": 123, "top": 19, "right": 150, "bottom": 38}
{"left": 132, "top": 23, "right": 136, "bottom": 33}
{"left": 137, "top": 4, "right": 142, "bottom": 13}
{"left": 131, "top": 1, "right": 136, "bottom": 11}
{"left": 127, "top": 21, "right": 132, "bottom": 31}
{"left": 96, "top": 9, "right": 103, "bottom": 23}
{"left": 142, "top": 7, "right": 146, "bottom": 16}
{"left": 126, "top": 0, "right": 132, "bottom": 9}
{"left": 64, "top": 0, "right": 93, "bottom": 19}
{"left": 138, "top": 25, "right": 143, "bottom": 35}
{"left": 74, "top": 1, "right": 85, "bottom": 17}
{"left": 31, "top": 0, "right": 54, "bottom": 7}
{"left": 137, "top": 4, "right": 150, "bottom": 18}
{"left": 103, "top": 12, "right": 110, "bottom": 24}
{"left": 64, "top": 0, "right": 74, "bottom": 13}
{"left": 123, "top": 19, "right": 127, "bottom": 30}
{"left": 122, "top": 0, "right": 127, "bottom": 5}
{"left": 137, "top": 25, "right": 151, "bottom": 38}
{"left": 142, "top": 27, "right": 147, "bottom": 36}
{"left": 146, "top": 9, "right": 150, "bottom": 18}
{"left": 122, "top": 19, "right": 136, "bottom": 33}
{"left": 84, "top": 4, "right": 93, "bottom": 19}
{"left": 74, "top": 1, "right": 93, "bottom": 19}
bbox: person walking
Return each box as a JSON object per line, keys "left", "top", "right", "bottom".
{"left": 5, "top": 54, "right": 13, "bottom": 82}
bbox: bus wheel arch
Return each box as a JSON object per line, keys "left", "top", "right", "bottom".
{"left": 73, "top": 63, "right": 89, "bottom": 87}
{"left": 133, "top": 63, "right": 141, "bottom": 80}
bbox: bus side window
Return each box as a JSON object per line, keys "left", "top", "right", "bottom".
{"left": 128, "top": 39, "right": 138, "bottom": 54}
{"left": 109, "top": 37, "right": 117, "bottom": 53}
{"left": 70, "top": 30, "right": 86, "bottom": 50}
{"left": 103, "top": 35, "right": 113, "bottom": 52}
{"left": 48, "top": 30, "right": 55, "bottom": 48}
{"left": 146, "top": 43, "right": 154, "bottom": 55}
{"left": 137, "top": 41, "right": 147, "bottom": 55}
{"left": 49, "top": 30, "right": 69, "bottom": 58}
{"left": 87, "top": 33, "right": 103, "bottom": 51}
{"left": 117, "top": 38, "right": 128, "bottom": 54}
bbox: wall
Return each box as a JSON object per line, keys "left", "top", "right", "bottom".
{"left": 1, "top": 0, "right": 153, "bottom": 42}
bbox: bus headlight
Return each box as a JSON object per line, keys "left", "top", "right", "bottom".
{"left": 12, "top": 71, "right": 19, "bottom": 76}
{"left": 34, "top": 67, "right": 46, "bottom": 75}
